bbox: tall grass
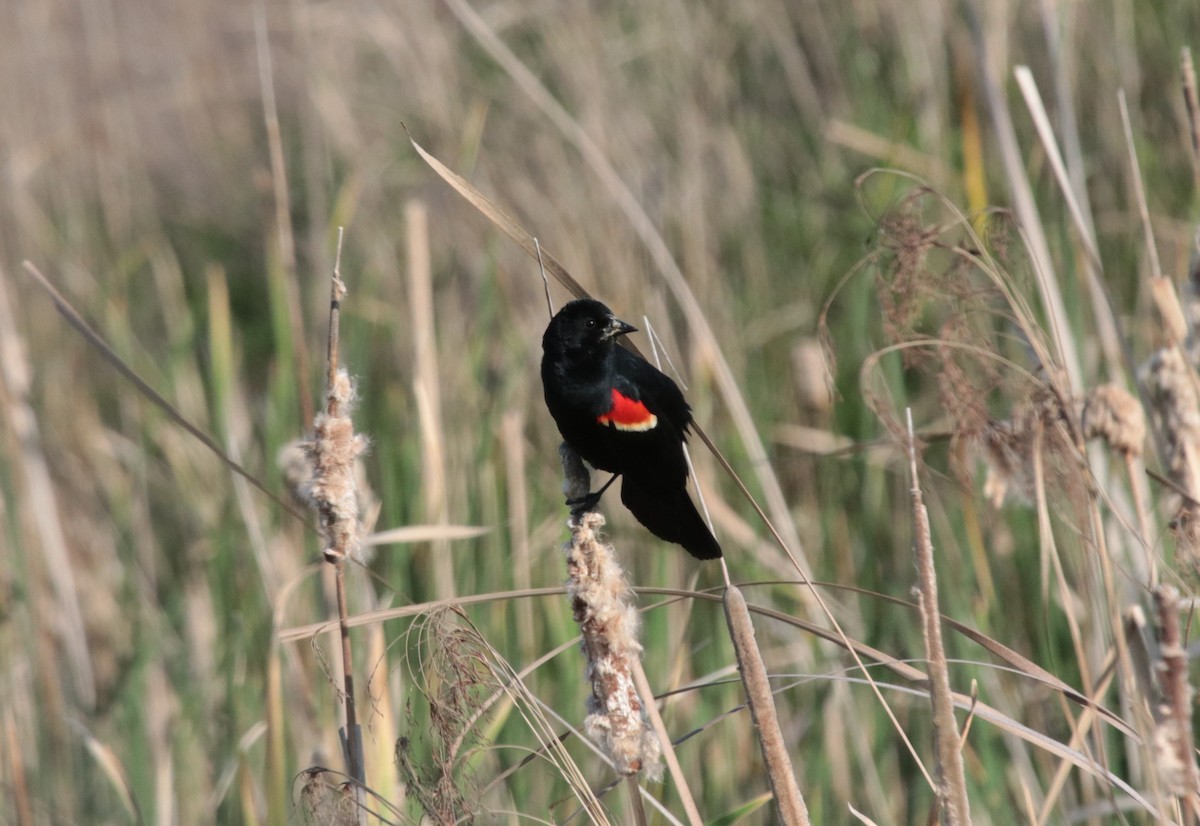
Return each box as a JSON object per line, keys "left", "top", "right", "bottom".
{"left": 2, "top": 0, "right": 1200, "bottom": 823}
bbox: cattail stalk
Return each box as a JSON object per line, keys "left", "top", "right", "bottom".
{"left": 303, "top": 232, "right": 368, "bottom": 821}
{"left": 560, "top": 446, "right": 662, "bottom": 780}
{"left": 559, "top": 444, "right": 698, "bottom": 826}
{"left": 907, "top": 410, "right": 972, "bottom": 825}
{"left": 1152, "top": 586, "right": 1200, "bottom": 822}
{"left": 723, "top": 584, "right": 811, "bottom": 824}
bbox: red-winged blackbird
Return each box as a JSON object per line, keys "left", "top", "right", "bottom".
{"left": 541, "top": 298, "right": 722, "bottom": 560}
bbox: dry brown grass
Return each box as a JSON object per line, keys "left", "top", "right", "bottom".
{"left": 5, "top": 0, "right": 1200, "bottom": 823}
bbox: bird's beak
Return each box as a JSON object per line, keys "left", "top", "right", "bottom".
{"left": 602, "top": 316, "right": 637, "bottom": 340}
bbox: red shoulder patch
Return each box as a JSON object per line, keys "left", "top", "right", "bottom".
{"left": 597, "top": 388, "right": 658, "bottom": 432}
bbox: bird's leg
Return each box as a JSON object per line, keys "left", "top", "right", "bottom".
{"left": 567, "top": 473, "right": 619, "bottom": 516}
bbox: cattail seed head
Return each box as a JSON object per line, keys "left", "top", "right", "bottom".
{"left": 1082, "top": 384, "right": 1145, "bottom": 457}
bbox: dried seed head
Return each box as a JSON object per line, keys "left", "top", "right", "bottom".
{"left": 979, "top": 419, "right": 1027, "bottom": 508}
{"left": 976, "top": 391, "right": 1073, "bottom": 508}
{"left": 1142, "top": 347, "right": 1200, "bottom": 499}
{"left": 564, "top": 511, "right": 662, "bottom": 780}
{"left": 1081, "top": 384, "right": 1145, "bottom": 457}
{"left": 299, "top": 369, "right": 369, "bottom": 562}
{"left": 1170, "top": 505, "right": 1200, "bottom": 587}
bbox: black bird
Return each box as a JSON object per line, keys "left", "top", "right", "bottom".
{"left": 540, "top": 298, "right": 721, "bottom": 560}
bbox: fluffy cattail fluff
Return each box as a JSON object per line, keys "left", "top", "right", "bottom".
{"left": 560, "top": 445, "right": 662, "bottom": 779}
{"left": 1082, "top": 384, "right": 1146, "bottom": 457}
{"left": 301, "top": 369, "right": 369, "bottom": 563}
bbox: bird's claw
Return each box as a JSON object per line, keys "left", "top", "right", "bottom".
{"left": 566, "top": 491, "right": 603, "bottom": 516}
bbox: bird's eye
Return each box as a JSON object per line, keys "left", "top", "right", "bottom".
{"left": 585, "top": 318, "right": 597, "bottom": 328}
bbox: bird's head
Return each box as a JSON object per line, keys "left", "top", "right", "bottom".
{"left": 543, "top": 298, "right": 637, "bottom": 358}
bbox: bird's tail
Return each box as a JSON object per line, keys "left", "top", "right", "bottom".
{"left": 620, "top": 476, "right": 722, "bottom": 560}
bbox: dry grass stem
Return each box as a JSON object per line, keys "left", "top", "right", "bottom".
{"left": 722, "top": 584, "right": 811, "bottom": 824}
{"left": 19, "top": 261, "right": 304, "bottom": 520}
{"left": 396, "top": 610, "right": 495, "bottom": 825}
{"left": 4, "top": 709, "right": 34, "bottom": 826}
{"left": 1082, "top": 383, "right": 1155, "bottom": 582}
{"left": 407, "top": 199, "right": 455, "bottom": 600}
{"left": 1014, "top": 67, "right": 1126, "bottom": 380}
{"left": 1120, "top": 90, "right": 1166, "bottom": 284}
{"left": 906, "top": 410, "right": 972, "bottom": 825}
{"left": 967, "top": 13, "right": 1083, "bottom": 395}
{"left": 1150, "top": 276, "right": 1191, "bottom": 347}
{"left": 252, "top": 0, "right": 312, "bottom": 424}
{"left": 0, "top": 265, "right": 96, "bottom": 707}
{"left": 626, "top": 659, "right": 697, "bottom": 826}
{"left": 501, "top": 411, "right": 536, "bottom": 658}
{"left": 1183, "top": 48, "right": 1200, "bottom": 190}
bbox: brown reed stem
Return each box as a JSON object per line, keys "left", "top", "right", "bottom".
{"left": 4, "top": 710, "right": 34, "bottom": 826}
{"left": 335, "top": 564, "right": 361, "bottom": 783}
{"left": 625, "top": 775, "right": 648, "bottom": 826}
{"left": 629, "top": 659, "right": 702, "bottom": 826}
{"left": 329, "top": 237, "right": 362, "bottom": 787}
{"left": 722, "top": 584, "right": 810, "bottom": 824}
{"left": 906, "top": 410, "right": 972, "bottom": 825}
{"left": 407, "top": 199, "right": 455, "bottom": 600}
{"left": 309, "top": 230, "right": 366, "bottom": 810}
{"left": 253, "top": 0, "right": 312, "bottom": 424}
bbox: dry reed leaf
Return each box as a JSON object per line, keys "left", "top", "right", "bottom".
{"left": 404, "top": 128, "right": 588, "bottom": 301}
{"left": 1150, "top": 276, "right": 1190, "bottom": 346}
{"left": 278, "top": 587, "right": 564, "bottom": 642}
{"left": 364, "top": 525, "right": 491, "bottom": 546}
{"left": 72, "top": 721, "right": 142, "bottom": 821}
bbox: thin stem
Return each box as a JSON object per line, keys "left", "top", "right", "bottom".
{"left": 336, "top": 562, "right": 363, "bottom": 785}
{"left": 629, "top": 662, "right": 703, "bottom": 826}
{"left": 907, "top": 409, "right": 972, "bottom": 825}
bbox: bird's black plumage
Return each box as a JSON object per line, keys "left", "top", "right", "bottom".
{"left": 541, "top": 298, "right": 721, "bottom": 560}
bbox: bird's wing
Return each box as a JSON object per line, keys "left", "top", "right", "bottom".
{"left": 612, "top": 348, "right": 694, "bottom": 435}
